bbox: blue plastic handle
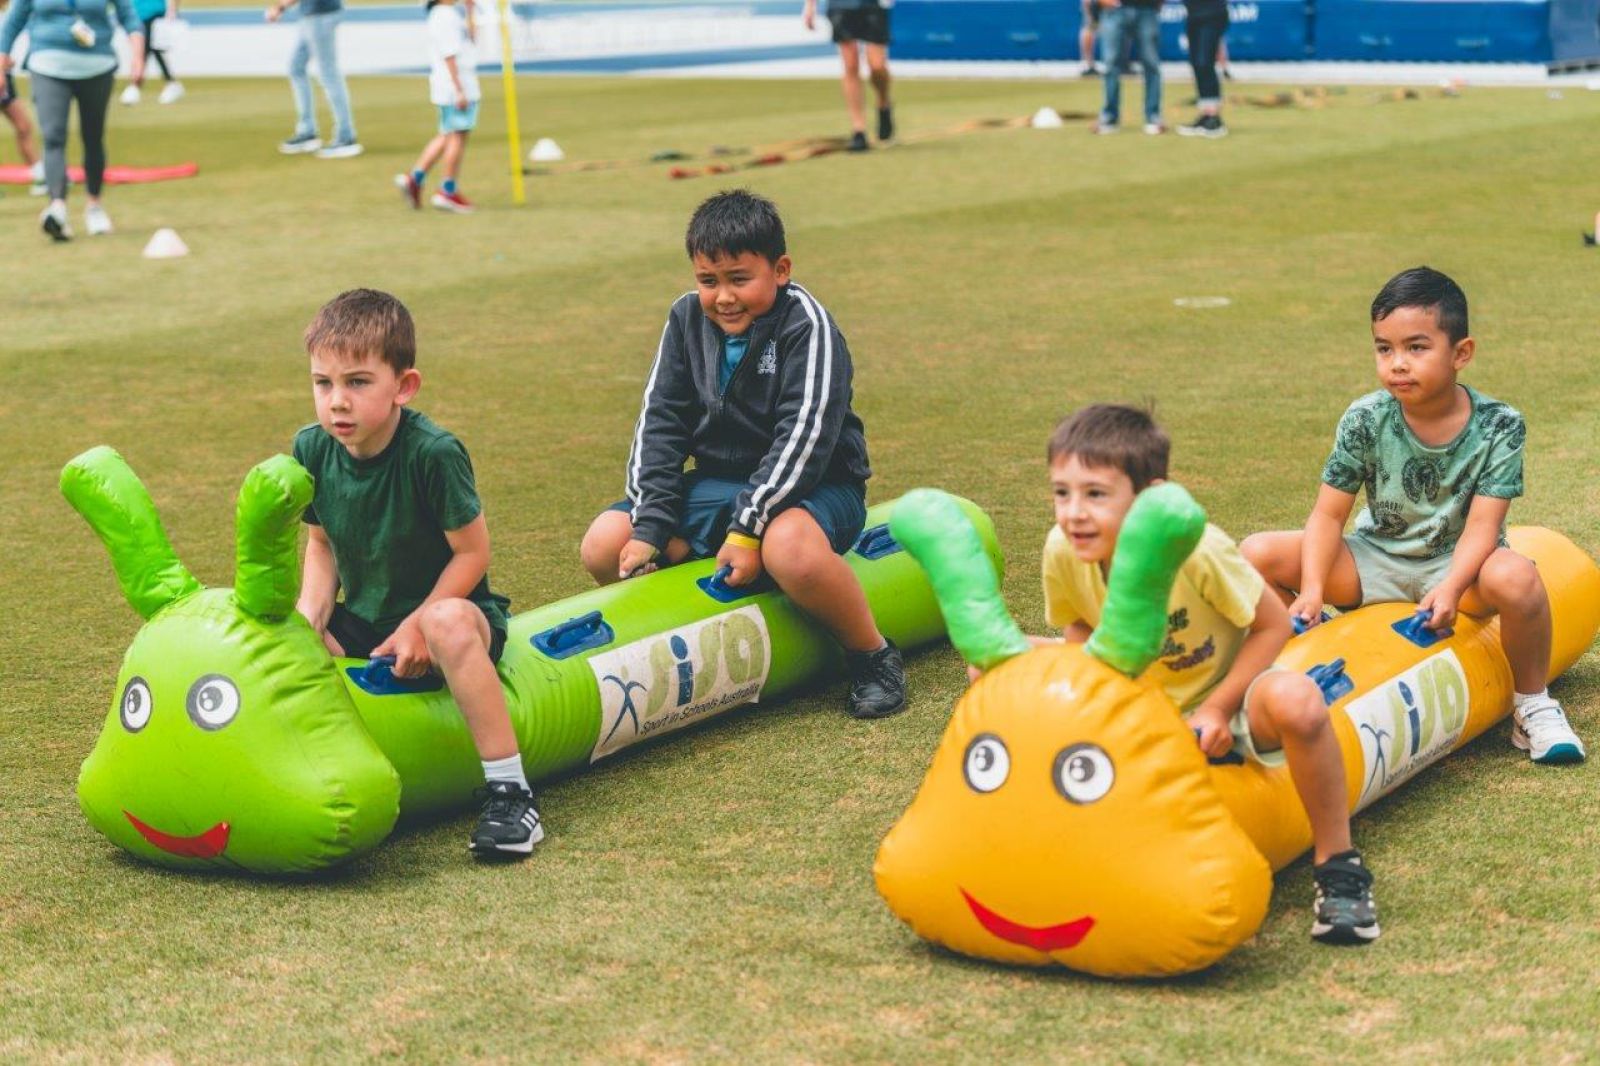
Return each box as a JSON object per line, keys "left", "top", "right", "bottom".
{"left": 852, "top": 523, "right": 903, "bottom": 561}
{"left": 1291, "top": 610, "right": 1333, "bottom": 635}
{"left": 697, "top": 564, "right": 773, "bottom": 603}
{"left": 1392, "top": 609, "right": 1453, "bottom": 648}
{"left": 531, "top": 610, "right": 615, "bottom": 660}
{"left": 1193, "top": 727, "right": 1245, "bottom": 766}
{"left": 347, "top": 655, "right": 446, "bottom": 696}
{"left": 1305, "top": 658, "right": 1355, "bottom": 706}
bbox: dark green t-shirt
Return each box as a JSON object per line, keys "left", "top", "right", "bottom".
{"left": 294, "top": 408, "right": 510, "bottom": 635}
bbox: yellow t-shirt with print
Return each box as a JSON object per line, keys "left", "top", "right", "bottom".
{"left": 1042, "top": 522, "right": 1266, "bottom": 714}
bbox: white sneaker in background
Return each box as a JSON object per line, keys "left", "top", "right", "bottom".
{"left": 1512, "top": 696, "right": 1586, "bottom": 764}
{"left": 40, "top": 201, "right": 72, "bottom": 241}
{"left": 85, "top": 203, "right": 114, "bottom": 236}
{"left": 159, "top": 81, "right": 185, "bottom": 104}
{"left": 120, "top": 84, "right": 142, "bottom": 106}
{"left": 29, "top": 160, "right": 46, "bottom": 196}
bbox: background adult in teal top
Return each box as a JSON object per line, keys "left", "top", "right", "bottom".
{"left": 120, "top": 0, "right": 182, "bottom": 105}
{"left": 0, "top": 0, "right": 145, "bottom": 240}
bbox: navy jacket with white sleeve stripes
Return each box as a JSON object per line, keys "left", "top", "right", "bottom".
{"left": 625, "top": 282, "right": 872, "bottom": 551}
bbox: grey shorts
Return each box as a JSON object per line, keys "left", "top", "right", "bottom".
{"left": 1187, "top": 667, "right": 1291, "bottom": 769}
{"left": 1344, "top": 535, "right": 1454, "bottom": 606}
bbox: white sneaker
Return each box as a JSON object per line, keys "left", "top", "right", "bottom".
{"left": 1144, "top": 121, "right": 1167, "bottom": 135}
{"left": 158, "top": 81, "right": 185, "bottom": 104}
{"left": 85, "top": 203, "right": 113, "bottom": 236}
{"left": 1511, "top": 696, "right": 1586, "bottom": 764}
{"left": 40, "top": 201, "right": 72, "bottom": 241}
{"left": 315, "top": 139, "right": 364, "bottom": 159}
{"left": 119, "top": 84, "right": 142, "bottom": 106}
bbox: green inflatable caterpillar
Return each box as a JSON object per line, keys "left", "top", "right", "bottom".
{"left": 62, "top": 447, "right": 999, "bottom": 875}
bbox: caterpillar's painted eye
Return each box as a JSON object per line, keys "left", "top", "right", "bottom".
{"left": 186, "top": 675, "right": 240, "bottom": 730}
{"left": 1054, "top": 744, "right": 1114, "bottom": 805}
{"left": 963, "top": 734, "right": 1010, "bottom": 794}
{"left": 120, "top": 677, "right": 152, "bottom": 733}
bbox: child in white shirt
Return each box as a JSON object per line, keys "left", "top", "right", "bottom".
{"left": 394, "top": 0, "right": 480, "bottom": 213}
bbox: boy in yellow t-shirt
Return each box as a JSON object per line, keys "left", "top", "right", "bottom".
{"left": 1031, "top": 404, "right": 1378, "bottom": 944}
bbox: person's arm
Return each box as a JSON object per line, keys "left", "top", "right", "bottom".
{"left": 296, "top": 523, "right": 340, "bottom": 632}
{"left": 115, "top": 0, "right": 147, "bottom": 83}
{"left": 265, "top": 0, "right": 298, "bottom": 23}
{"left": 372, "top": 514, "right": 493, "bottom": 677}
{"left": 802, "top": 0, "right": 816, "bottom": 30}
{"left": 621, "top": 303, "right": 697, "bottom": 576}
{"left": 1417, "top": 495, "right": 1508, "bottom": 631}
{"left": 0, "top": 0, "right": 36, "bottom": 70}
{"left": 719, "top": 293, "right": 851, "bottom": 585}
{"left": 431, "top": 7, "right": 470, "bottom": 108}
{"left": 1291, "top": 483, "right": 1357, "bottom": 625}
{"left": 1191, "top": 586, "right": 1290, "bottom": 757}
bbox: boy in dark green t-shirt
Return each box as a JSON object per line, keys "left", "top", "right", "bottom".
{"left": 292, "top": 289, "right": 543, "bottom": 858}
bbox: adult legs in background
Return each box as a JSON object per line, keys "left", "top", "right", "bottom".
{"left": 1132, "top": 6, "right": 1162, "bottom": 128}
{"left": 288, "top": 19, "right": 318, "bottom": 139}
{"left": 305, "top": 10, "right": 356, "bottom": 144}
{"left": 72, "top": 71, "right": 115, "bottom": 200}
{"left": 31, "top": 72, "right": 72, "bottom": 202}
{"left": 865, "top": 41, "right": 892, "bottom": 140}
{"left": 837, "top": 39, "right": 867, "bottom": 139}
{"left": 1097, "top": 6, "right": 1131, "bottom": 128}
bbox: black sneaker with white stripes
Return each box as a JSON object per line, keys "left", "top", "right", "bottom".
{"left": 469, "top": 780, "right": 544, "bottom": 857}
{"left": 1311, "top": 849, "right": 1380, "bottom": 944}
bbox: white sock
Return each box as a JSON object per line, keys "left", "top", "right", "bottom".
{"left": 482, "top": 754, "right": 530, "bottom": 793}
{"left": 1513, "top": 689, "right": 1548, "bottom": 709}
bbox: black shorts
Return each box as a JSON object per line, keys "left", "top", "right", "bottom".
{"left": 829, "top": 6, "right": 890, "bottom": 45}
{"left": 0, "top": 73, "right": 16, "bottom": 109}
{"left": 328, "top": 603, "right": 507, "bottom": 664}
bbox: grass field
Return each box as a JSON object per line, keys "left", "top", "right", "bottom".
{"left": 4, "top": 74, "right": 1600, "bottom": 1063}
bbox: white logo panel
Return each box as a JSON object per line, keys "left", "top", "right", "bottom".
{"left": 1343, "top": 649, "right": 1469, "bottom": 812}
{"left": 587, "top": 606, "right": 772, "bottom": 763}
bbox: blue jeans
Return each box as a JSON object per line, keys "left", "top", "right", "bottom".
{"left": 289, "top": 10, "right": 356, "bottom": 142}
{"left": 1099, "top": 6, "right": 1162, "bottom": 126}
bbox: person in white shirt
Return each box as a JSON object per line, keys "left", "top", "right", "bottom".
{"left": 394, "top": 0, "right": 479, "bottom": 214}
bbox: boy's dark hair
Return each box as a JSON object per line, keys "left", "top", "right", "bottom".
{"left": 1371, "top": 266, "right": 1469, "bottom": 345}
{"left": 1047, "top": 404, "right": 1170, "bottom": 492}
{"left": 685, "top": 189, "right": 787, "bottom": 264}
{"left": 304, "top": 289, "right": 416, "bottom": 373}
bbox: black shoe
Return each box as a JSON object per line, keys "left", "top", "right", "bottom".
{"left": 1584, "top": 231, "right": 1598, "bottom": 247}
{"left": 846, "top": 639, "right": 906, "bottom": 719}
{"left": 1079, "top": 63, "right": 1101, "bottom": 78}
{"left": 469, "top": 780, "right": 544, "bottom": 857}
{"left": 847, "top": 131, "right": 869, "bottom": 153}
{"left": 1311, "top": 849, "right": 1380, "bottom": 944}
{"left": 1179, "top": 114, "right": 1228, "bottom": 139}
{"left": 877, "top": 106, "right": 894, "bottom": 142}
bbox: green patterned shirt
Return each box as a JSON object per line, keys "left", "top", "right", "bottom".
{"left": 1320, "top": 386, "right": 1524, "bottom": 559}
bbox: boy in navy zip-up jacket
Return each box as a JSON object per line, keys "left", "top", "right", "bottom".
{"left": 580, "top": 190, "right": 906, "bottom": 719}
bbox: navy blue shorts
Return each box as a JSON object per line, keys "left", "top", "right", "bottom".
{"left": 609, "top": 472, "right": 868, "bottom": 560}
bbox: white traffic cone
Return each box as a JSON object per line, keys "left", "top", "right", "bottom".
{"left": 528, "top": 137, "right": 565, "bottom": 162}
{"left": 1031, "top": 106, "right": 1065, "bottom": 130}
{"left": 142, "top": 227, "right": 189, "bottom": 259}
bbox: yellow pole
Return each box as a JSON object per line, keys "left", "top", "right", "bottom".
{"left": 497, "top": 0, "right": 526, "bottom": 205}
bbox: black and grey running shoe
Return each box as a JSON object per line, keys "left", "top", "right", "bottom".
{"left": 1311, "top": 849, "right": 1380, "bottom": 944}
{"left": 846, "top": 639, "right": 906, "bottom": 719}
{"left": 877, "top": 106, "right": 895, "bottom": 142}
{"left": 847, "top": 131, "right": 869, "bottom": 153}
{"left": 469, "top": 780, "right": 544, "bottom": 857}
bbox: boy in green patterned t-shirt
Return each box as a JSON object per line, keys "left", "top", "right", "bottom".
{"left": 1243, "top": 266, "right": 1585, "bottom": 764}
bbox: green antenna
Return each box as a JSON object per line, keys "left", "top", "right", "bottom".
{"left": 889, "top": 489, "right": 1030, "bottom": 670}
{"left": 61, "top": 446, "right": 203, "bottom": 620}
{"left": 1084, "top": 483, "right": 1206, "bottom": 677}
{"left": 234, "top": 455, "right": 315, "bottom": 621}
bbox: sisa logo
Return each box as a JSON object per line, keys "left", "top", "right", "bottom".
{"left": 588, "top": 606, "right": 772, "bottom": 762}
{"left": 1343, "top": 649, "right": 1469, "bottom": 811}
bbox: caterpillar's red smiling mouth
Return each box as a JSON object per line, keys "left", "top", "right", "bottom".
{"left": 125, "top": 811, "right": 230, "bottom": 859}
{"left": 962, "top": 889, "right": 1095, "bottom": 951}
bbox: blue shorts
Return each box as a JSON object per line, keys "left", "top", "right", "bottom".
{"left": 608, "top": 472, "right": 868, "bottom": 560}
{"left": 437, "top": 101, "right": 479, "bottom": 134}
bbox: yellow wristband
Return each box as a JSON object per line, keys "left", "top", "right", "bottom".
{"left": 724, "top": 531, "right": 761, "bottom": 551}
